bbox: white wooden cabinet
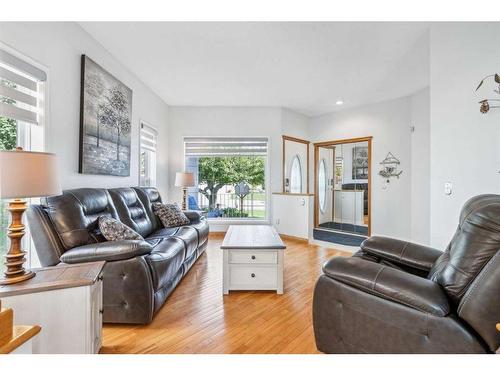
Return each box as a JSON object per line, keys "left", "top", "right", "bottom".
{"left": 272, "top": 193, "right": 312, "bottom": 239}
{"left": 0, "top": 262, "right": 104, "bottom": 354}
{"left": 334, "top": 190, "right": 364, "bottom": 225}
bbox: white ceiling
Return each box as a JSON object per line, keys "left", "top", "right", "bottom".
{"left": 80, "top": 22, "right": 430, "bottom": 117}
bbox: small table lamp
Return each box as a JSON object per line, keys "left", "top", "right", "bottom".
{"left": 174, "top": 172, "right": 194, "bottom": 210}
{"left": 0, "top": 148, "right": 61, "bottom": 285}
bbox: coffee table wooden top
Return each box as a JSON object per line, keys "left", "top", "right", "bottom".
{"left": 221, "top": 225, "right": 286, "bottom": 250}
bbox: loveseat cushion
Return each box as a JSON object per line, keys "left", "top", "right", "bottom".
{"left": 323, "top": 256, "right": 450, "bottom": 317}
{"left": 145, "top": 237, "right": 185, "bottom": 291}
{"left": 428, "top": 194, "right": 500, "bottom": 303}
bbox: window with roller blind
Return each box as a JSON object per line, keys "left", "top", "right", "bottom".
{"left": 184, "top": 137, "right": 268, "bottom": 221}
{"left": 139, "top": 122, "right": 158, "bottom": 187}
{"left": 0, "top": 47, "right": 47, "bottom": 272}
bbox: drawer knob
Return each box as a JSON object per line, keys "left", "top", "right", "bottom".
{"left": 251, "top": 255, "right": 256, "bottom": 260}
{"left": 251, "top": 273, "right": 255, "bottom": 278}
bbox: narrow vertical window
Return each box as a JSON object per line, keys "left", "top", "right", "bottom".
{"left": 0, "top": 48, "right": 47, "bottom": 271}
{"left": 139, "top": 122, "right": 157, "bottom": 187}
{"left": 289, "top": 155, "right": 302, "bottom": 193}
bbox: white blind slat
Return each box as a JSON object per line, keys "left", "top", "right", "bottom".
{"left": 140, "top": 123, "right": 157, "bottom": 153}
{"left": 0, "top": 85, "right": 37, "bottom": 107}
{"left": 141, "top": 139, "right": 156, "bottom": 149}
{"left": 0, "top": 50, "right": 46, "bottom": 82}
{"left": 0, "top": 102, "right": 38, "bottom": 124}
{"left": 141, "top": 145, "right": 156, "bottom": 153}
{"left": 185, "top": 137, "right": 268, "bottom": 157}
{"left": 0, "top": 66, "right": 37, "bottom": 91}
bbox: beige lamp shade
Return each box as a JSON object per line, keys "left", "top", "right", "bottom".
{"left": 0, "top": 150, "right": 61, "bottom": 199}
{"left": 174, "top": 172, "right": 195, "bottom": 187}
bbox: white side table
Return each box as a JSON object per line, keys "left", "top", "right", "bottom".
{"left": 0, "top": 261, "right": 105, "bottom": 354}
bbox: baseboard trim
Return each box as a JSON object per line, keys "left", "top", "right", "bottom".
{"left": 279, "top": 234, "right": 309, "bottom": 243}
{"left": 209, "top": 231, "right": 226, "bottom": 238}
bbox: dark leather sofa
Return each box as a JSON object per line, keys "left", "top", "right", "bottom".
{"left": 313, "top": 194, "right": 500, "bottom": 353}
{"left": 27, "top": 187, "right": 209, "bottom": 324}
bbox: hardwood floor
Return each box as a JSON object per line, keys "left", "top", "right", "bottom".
{"left": 101, "top": 233, "right": 349, "bottom": 354}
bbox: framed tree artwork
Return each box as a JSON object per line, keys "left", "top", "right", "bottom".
{"left": 79, "top": 55, "right": 133, "bottom": 176}
{"left": 352, "top": 146, "right": 369, "bottom": 180}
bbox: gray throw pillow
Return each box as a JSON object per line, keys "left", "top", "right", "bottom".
{"left": 152, "top": 202, "right": 190, "bottom": 228}
{"left": 98, "top": 216, "right": 144, "bottom": 241}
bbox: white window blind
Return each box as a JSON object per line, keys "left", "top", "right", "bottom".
{"left": 0, "top": 49, "right": 46, "bottom": 125}
{"left": 140, "top": 123, "right": 157, "bottom": 152}
{"left": 140, "top": 122, "right": 158, "bottom": 187}
{"left": 184, "top": 137, "right": 268, "bottom": 156}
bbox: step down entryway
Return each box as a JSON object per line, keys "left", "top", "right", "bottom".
{"left": 313, "top": 228, "right": 367, "bottom": 247}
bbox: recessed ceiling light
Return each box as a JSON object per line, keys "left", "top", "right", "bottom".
{"left": 336, "top": 100, "right": 344, "bottom": 105}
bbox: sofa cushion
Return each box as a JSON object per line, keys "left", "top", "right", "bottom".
{"left": 60, "top": 240, "right": 152, "bottom": 263}
{"left": 189, "top": 219, "right": 209, "bottom": 247}
{"left": 133, "top": 187, "right": 163, "bottom": 230}
{"left": 109, "top": 188, "right": 155, "bottom": 238}
{"left": 172, "top": 226, "right": 198, "bottom": 259}
{"left": 153, "top": 202, "right": 190, "bottom": 228}
{"left": 147, "top": 227, "right": 180, "bottom": 240}
{"left": 42, "top": 188, "right": 118, "bottom": 250}
{"left": 98, "top": 216, "right": 144, "bottom": 241}
{"left": 145, "top": 237, "right": 185, "bottom": 291}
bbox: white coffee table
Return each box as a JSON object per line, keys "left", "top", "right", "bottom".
{"left": 221, "top": 225, "right": 286, "bottom": 294}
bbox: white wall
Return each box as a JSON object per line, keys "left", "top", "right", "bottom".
{"left": 310, "top": 97, "right": 413, "bottom": 240}
{"left": 429, "top": 23, "right": 500, "bottom": 249}
{"left": 281, "top": 108, "right": 309, "bottom": 139}
{"left": 410, "top": 87, "right": 430, "bottom": 244}
{"left": 0, "top": 22, "right": 170, "bottom": 197}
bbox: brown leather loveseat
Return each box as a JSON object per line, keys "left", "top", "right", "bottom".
{"left": 313, "top": 194, "right": 500, "bottom": 353}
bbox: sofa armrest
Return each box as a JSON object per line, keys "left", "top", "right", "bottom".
{"left": 183, "top": 210, "right": 203, "bottom": 222}
{"left": 323, "top": 256, "right": 450, "bottom": 316}
{"left": 361, "top": 236, "right": 443, "bottom": 272}
{"left": 60, "top": 240, "right": 152, "bottom": 264}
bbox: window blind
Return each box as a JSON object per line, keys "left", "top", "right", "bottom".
{"left": 0, "top": 49, "right": 46, "bottom": 125}
{"left": 140, "top": 123, "right": 157, "bottom": 152}
{"left": 184, "top": 137, "right": 268, "bottom": 156}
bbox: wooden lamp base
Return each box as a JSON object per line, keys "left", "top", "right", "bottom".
{"left": 181, "top": 187, "right": 187, "bottom": 211}
{"left": 0, "top": 199, "right": 35, "bottom": 285}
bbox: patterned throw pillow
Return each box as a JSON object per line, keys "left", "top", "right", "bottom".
{"left": 98, "top": 216, "right": 144, "bottom": 241}
{"left": 152, "top": 202, "right": 190, "bottom": 228}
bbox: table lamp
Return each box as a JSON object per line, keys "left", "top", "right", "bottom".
{"left": 0, "top": 148, "right": 61, "bottom": 285}
{"left": 174, "top": 172, "right": 194, "bottom": 210}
